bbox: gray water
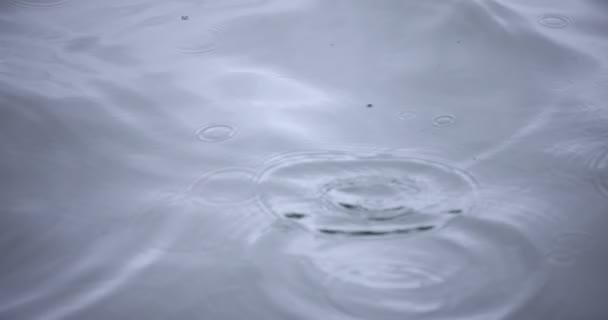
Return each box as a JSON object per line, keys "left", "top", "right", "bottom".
{"left": 1, "top": 0, "right": 608, "bottom": 319}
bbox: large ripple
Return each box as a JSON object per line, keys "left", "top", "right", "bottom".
{"left": 257, "top": 151, "right": 478, "bottom": 237}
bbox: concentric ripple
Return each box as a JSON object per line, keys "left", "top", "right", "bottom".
{"left": 253, "top": 217, "right": 545, "bottom": 320}
{"left": 196, "top": 124, "right": 237, "bottom": 142}
{"left": 257, "top": 152, "right": 478, "bottom": 236}
{"left": 538, "top": 14, "right": 570, "bottom": 29}
{"left": 432, "top": 114, "right": 456, "bottom": 127}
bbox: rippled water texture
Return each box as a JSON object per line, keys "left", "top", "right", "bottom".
{"left": 258, "top": 151, "right": 478, "bottom": 236}
{"left": 1, "top": 0, "right": 608, "bottom": 319}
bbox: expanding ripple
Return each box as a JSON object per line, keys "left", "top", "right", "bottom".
{"left": 196, "top": 124, "right": 237, "bottom": 142}
{"left": 257, "top": 151, "right": 478, "bottom": 236}
{"left": 253, "top": 218, "right": 545, "bottom": 320}
{"left": 538, "top": 14, "right": 570, "bottom": 29}
{"left": 432, "top": 114, "right": 456, "bottom": 127}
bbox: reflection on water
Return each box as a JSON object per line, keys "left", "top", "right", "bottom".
{"left": 253, "top": 217, "right": 545, "bottom": 320}
{"left": 1, "top": 0, "right": 608, "bottom": 319}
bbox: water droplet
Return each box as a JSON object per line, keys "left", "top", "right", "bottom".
{"left": 257, "top": 151, "right": 478, "bottom": 236}
{"left": 196, "top": 124, "right": 236, "bottom": 143}
{"left": 322, "top": 176, "right": 421, "bottom": 221}
{"left": 398, "top": 111, "right": 417, "bottom": 120}
{"left": 538, "top": 14, "right": 570, "bottom": 29}
{"left": 190, "top": 168, "right": 256, "bottom": 205}
{"left": 432, "top": 114, "right": 456, "bottom": 127}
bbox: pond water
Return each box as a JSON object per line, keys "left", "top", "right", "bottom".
{"left": 1, "top": 0, "right": 607, "bottom": 319}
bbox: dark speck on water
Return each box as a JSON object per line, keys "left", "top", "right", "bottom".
{"left": 338, "top": 202, "right": 357, "bottom": 210}
{"left": 285, "top": 212, "right": 307, "bottom": 219}
{"left": 181, "top": 16, "right": 189, "bottom": 21}
{"left": 446, "top": 209, "right": 463, "bottom": 214}
{"left": 317, "top": 226, "right": 435, "bottom": 236}
{"left": 318, "top": 229, "right": 341, "bottom": 235}
{"left": 349, "top": 230, "right": 390, "bottom": 236}
{"left": 367, "top": 103, "right": 373, "bottom": 108}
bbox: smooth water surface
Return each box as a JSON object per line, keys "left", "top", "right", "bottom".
{"left": 1, "top": 0, "right": 608, "bottom": 319}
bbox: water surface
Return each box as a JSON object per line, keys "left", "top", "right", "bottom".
{"left": 1, "top": 0, "right": 608, "bottom": 319}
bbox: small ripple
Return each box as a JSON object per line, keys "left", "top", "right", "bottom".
{"left": 190, "top": 168, "right": 257, "bottom": 205}
{"left": 538, "top": 14, "right": 570, "bottom": 29}
{"left": 177, "top": 28, "right": 218, "bottom": 55}
{"left": 398, "top": 110, "right": 417, "bottom": 120}
{"left": 253, "top": 217, "right": 545, "bottom": 320}
{"left": 257, "top": 151, "right": 478, "bottom": 237}
{"left": 14, "top": 0, "right": 69, "bottom": 8}
{"left": 196, "top": 124, "right": 237, "bottom": 142}
{"left": 432, "top": 114, "right": 456, "bottom": 127}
